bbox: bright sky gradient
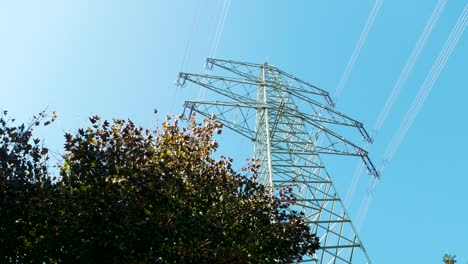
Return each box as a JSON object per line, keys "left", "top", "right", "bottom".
{"left": 1, "top": 1, "right": 467, "bottom": 263}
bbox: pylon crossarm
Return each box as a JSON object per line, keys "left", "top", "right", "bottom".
{"left": 261, "top": 79, "right": 372, "bottom": 144}
{"left": 206, "top": 57, "right": 265, "bottom": 71}
{"left": 210, "top": 62, "right": 329, "bottom": 100}
{"left": 179, "top": 72, "right": 258, "bottom": 86}
{"left": 274, "top": 106, "right": 371, "bottom": 144}
{"left": 287, "top": 95, "right": 367, "bottom": 133}
{"left": 178, "top": 72, "right": 259, "bottom": 103}
{"left": 228, "top": 100, "right": 365, "bottom": 130}
{"left": 187, "top": 99, "right": 371, "bottom": 146}
{"left": 206, "top": 58, "right": 263, "bottom": 82}
{"left": 185, "top": 100, "right": 262, "bottom": 110}
{"left": 265, "top": 113, "right": 371, "bottom": 160}
{"left": 207, "top": 57, "right": 334, "bottom": 106}
{"left": 265, "top": 65, "right": 334, "bottom": 105}
{"left": 183, "top": 101, "right": 257, "bottom": 140}
{"left": 180, "top": 74, "right": 374, "bottom": 145}
{"left": 360, "top": 153, "right": 380, "bottom": 178}
{"left": 303, "top": 118, "right": 367, "bottom": 153}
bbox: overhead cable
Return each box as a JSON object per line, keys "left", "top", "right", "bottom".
{"left": 345, "top": 0, "right": 447, "bottom": 208}
{"left": 334, "top": 0, "right": 383, "bottom": 100}
{"left": 357, "top": 4, "right": 467, "bottom": 230}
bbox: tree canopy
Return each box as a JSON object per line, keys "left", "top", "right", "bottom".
{"left": 443, "top": 254, "right": 456, "bottom": 264}
{"left": 0, "top": 110, "right": 319, "bottom": 263}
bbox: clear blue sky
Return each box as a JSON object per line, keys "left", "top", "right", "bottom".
{"left": 1, "top": 1, "right": 466, "bottom": 263}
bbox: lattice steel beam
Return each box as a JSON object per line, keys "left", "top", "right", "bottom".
{"left": 178, "top": 58, "right": 379, "bottom": 263}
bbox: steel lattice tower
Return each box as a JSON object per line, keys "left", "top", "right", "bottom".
{"left": 177, "top": 58, "right": 379, "bottom": 263}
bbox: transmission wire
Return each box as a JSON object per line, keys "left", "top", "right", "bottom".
{"left": 172, "top": 0, "right": 203, "bottom": 115}
{"left": 198, "top": 0, "right": 231, "bottom": 102}
{"left": 344, "top": 0, "right": 447, "bottom": 208}
{"left": 333, "top": 0, "right": 383, "bottom": 100}
{"left": 356, "top": 4, "right": 467, "bottom": 231}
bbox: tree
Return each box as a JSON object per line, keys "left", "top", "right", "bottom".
{"left": 443, "top": 254, "right": 457, "bottom": 264}
{"left": 0, "top": 110, "right": 58, "bottom": 262}
{"left": 0, "top": 111, "right": 319, "bottom": 263}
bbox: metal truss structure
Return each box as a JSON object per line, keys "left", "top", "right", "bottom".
{"left": 177, "top": 58, "right": 379, "bottom": 263}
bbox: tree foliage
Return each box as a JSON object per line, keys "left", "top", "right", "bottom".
{"left": 0, "top": 111, "right": 319, "bottom": 263}
{"left": 443, "top": 254, "right": 457, "bottom": 264}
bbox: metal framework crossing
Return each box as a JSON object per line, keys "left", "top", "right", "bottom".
{"left": 177, "top": 58, "right": 379, "bottom": 263}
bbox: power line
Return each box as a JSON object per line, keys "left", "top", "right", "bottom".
{"left": 357, "top": 4, "right": 467, "bottom": 230}
{"left": 180, "top": 0, "right": 203, "bottom": 73}
{"left": 209, "top": 0, "right": 231, "bottom": 59}
{"left": 334, "top": 0, "right": 383, "bottom": 100}
{"left": 356, "top": 178, "right": 379, "bottom": 231}
{"left": 198, "top": 0, "right": 231, "bottom": 102}
{"left": 172, "top": 0, "right": 203, "bottom": 114}
{"left": 345, "top": 0, "right": 447, "bottom": 208}
{"left": 373, "top": 0, "right": 447, "bottom": 133}
{"left": 383, "top": 4, "right": 467, "bottom": 166}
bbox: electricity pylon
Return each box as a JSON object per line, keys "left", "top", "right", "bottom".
{"left": 177, "top": 58, "right": 379, "bottom": 263}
